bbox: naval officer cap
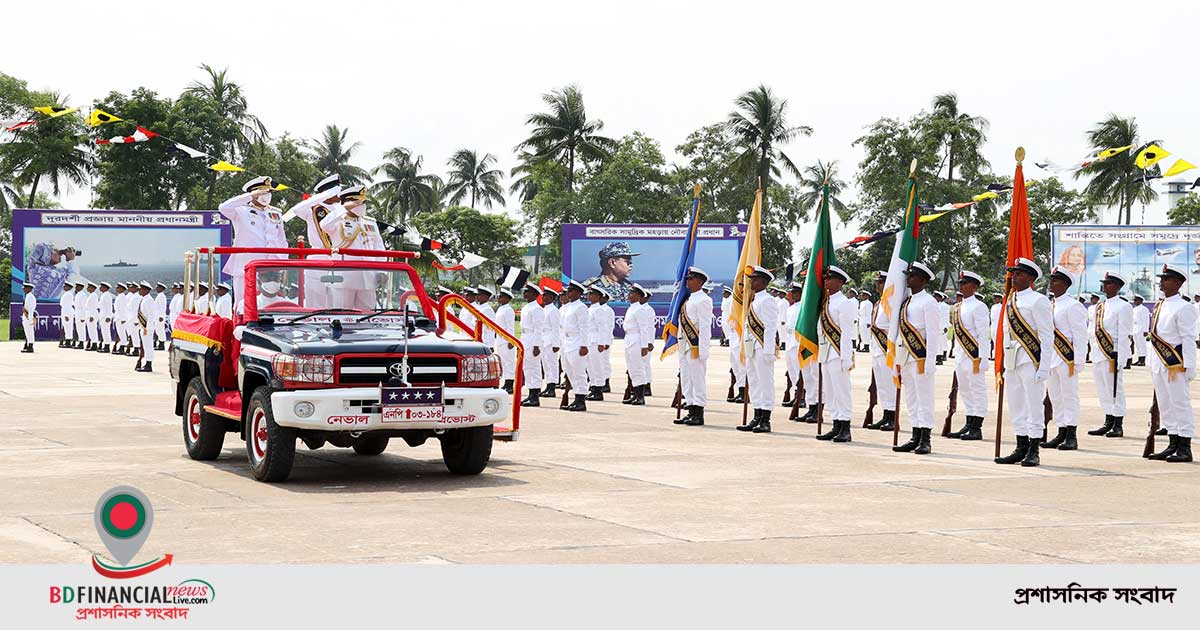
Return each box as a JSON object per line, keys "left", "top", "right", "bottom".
{"left": 22, "top": 281, "right": 35, "bottom": 289}
{"left": 598, "top": 242, "right": 640, "bottom": 259}
{"left": 339, "top": 185, "right": 366, "bottom": 203}
{"left": 631, "top": 283, "right": 648, "bottom": 297}
{"left": 567, "top": 279, "right": 587, "bottom": 293}
{"left": 523, "top": 282, "right": 542, "bottom": 294}
{"left": 702, "top": 283, "right": 714, "bottom": 293}
{"left": 86, "top": 281, "right": 97, "bottom": 288}
{"left": 155, "top": 282, "right": 166, "bottom": 289}
{"left": 1133, "top": 294, "right": 1145, "bottom": 302}
{"left": 1006, "top": 257, "right": 1042, "bottom": 280}
{"left": 217, "top": 282, "right": 232, "bottom": 292}
{"left": 875, "top": 270, "right": 888, "bottom": 281}
{"left": 99, "top": 281, "right": 111, "bottom": 289}
{"left": 686, "top": 266, "right": 709, "bottom": 282}
{"left": 499, "top": 287, "right": 513, "bottom": 299}
{"left": 749, "top": 265, "right": 774, "bottom": 282}
{"left": 932, "top": 290, "right": 946, "bottom": 299}
{"left": 859, "top": 288, "right": 872, "bottom": 296}
{"left": 242, "top": 175, "right": 273, "bottom": 193}
{"left": 586, "top": 284, "right": 607, "bottom": 297}
{"left": 139, "top": 282, "right": 152, "bottom": 290}
{"left": 788, "top": 282, "right": 803, "bottom": 292}
{"left": 825, "top": 265, "right": 850, "bottom": 283}
{"left": 436, "top": 285, "right": 453, "bottom": 294}
{"left": 1048, "top": 265, "right": 1075, "bottom": 286}
{"left": 906, "top": 261, "right": 935, "bottom": 280}
{"left": 958, "top": 270, "right": 983, "bottom": 286}
{"left": 462, "top": 285, "right": 476, "bottom": 295}
{"left": 1100, "top": 270, "right": 1126, "bottom": 286}
{"left": 314, "top": 174, "right": 340, "bottom": 195}
{"left": 721, "top": 285, "right": 732, "bottom": 295}
{"left": 1156, "top": 263, "right": 1187, "bottom": 282}
{"left": 541, "top": 285, "right": 559, "bottom": 296}
{"left": 476, "top": 285, "right": 494, "bottom": 296}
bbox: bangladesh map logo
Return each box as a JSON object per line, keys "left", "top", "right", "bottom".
{"left": 91, "top": 486, "right": 173, "bottom": 578}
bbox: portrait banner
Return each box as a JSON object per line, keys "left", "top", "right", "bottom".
{"left": 1051, "top": 224, "right": 1200, "bottom": 302}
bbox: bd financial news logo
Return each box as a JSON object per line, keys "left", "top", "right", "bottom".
{"left": 48, "top": 486, "right": 216, "bottom": 621}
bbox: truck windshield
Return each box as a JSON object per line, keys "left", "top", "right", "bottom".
{"left": 250, "top": 265, "right": 425, "bottom": 317}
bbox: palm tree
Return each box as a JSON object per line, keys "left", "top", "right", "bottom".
{"left": 508, "top": 151, "right": 542, "bottom": 204}
{"left": 516, "top": 84, "right": 616, "bottom": 190}
{"left": 929, "top": 92, "right": 989, "bottom": 183}
{"left": 184, "top": 64, "right": 267, "bottom": 207}
{"left": 1076, "top": 115, "right": 1159, "bottom": 225}
{"left": 307, "top": 125, "right": 371, "bottom": 186}
{"left": 371, "top": 147, "right": 440, "bottom": 223}
{"left": 0, "top": 104, "right": 92, "bottom": 208}
{"left": 444, "top": 149, "right": 505, "bottom": 209}
{"left": 796, "top": 160, "right": 849, "bottom": 222}
{"left": 726, "top": 85, "right": 812, "bottom": 214}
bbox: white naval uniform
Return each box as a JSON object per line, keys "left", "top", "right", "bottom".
{"left": 169, "top": 293, "right": 184, "bottom": 329}
{"left": 869, "top": 299, "right": 896, "bottom": 412}
{"left": 59, "top": 288, "right": 75, "bottom": 343}
{"left": 677, "top": 290, "right": 713, "bottom": 407}
{"left": 97, "top": 290, "right": 114, "bottom": 345}
{"left": 475, "top": 302, "right": 497, "bottom": 346}
{"left": 722, "top": 295, "right": 747, "bottom": 388}
{"left": 137, "top": 293, "right": 156, "bottom": 363}
{"left": 1149, "top": 295, "right": 1197, "bottom": 438}
{"left": 819, "top": 291, "right": 858, "bottom": 422}
{"left": 782, "top": 301, "right": 802, "bottom": 394}
{"left": 215, "top": 294, "right": 233, "bottom": 319}
{"left": 84, "top": 290, "right": 99, "bottom": 344}
{"left": 541, "top": 303, "right": 561, "bottom": 386}
{"left": 73, "top": 289, "right": 88, "bottom": 344}
{"left": 559, "top": 299, "right": 590, "bottom": 393}
{"left": 1002, "top": 288, "right": 1055, "bottom": 438}
{"left": 218, "top": 193, "right": 288, "bottom": 302}
{"left": 520, "top": 301, "right": 544, "bottom": 390}
{"left": 1132, "top": 304, "right": 1150, "bottom": 360}
{"left": 1086, "top": 303, "right": 1098, "bottom": 361}
{"left": 989, "top": 302, "right": 1002, "bottom": 359}
{"left": 775, "top": 295, "right": 789, "bottom": 349}
{"left": 494, "top": 303, "right": 517, "bottom": 381}
{"left": 285, "top": 196, "right": 339, "bottom": 309}
{"left": 637, "top": 302, "right": 655, "bottom": 388}
{"left": 588, "top": 302, "right": 615, "bottom": 388}
{"left": 745, "top": 290, "right": 780, "bottom": 411}
{"left": 858, "top": 299, "right": 872, "bottom": 350}
{"left": 153, "top": 291, "right": 168, "bottom": 345}
{"left": 952, "top": 295, "right": 991, "bottom": 418}
{"left": 113, "top": 292, "right": 129, "bottom": 347}
{"left": 896, "top": 290, "right": 942, "bottom": 429}
{"left": 1046, "top": 294, "right": 1088, "bottom": 429}
{"left": 126, "top": 293, "right": 143, "bottom": 350}
{"left": 1091, "top": 296, "right": 1132, "bottom": 417}
{"left": 21, "top": 292, "right": 37, "bottom": 345}
{"left": 623, "top": 300, "right": 653, "bottom": 387}
{"left": 937, "top": 301, "right": 951, "bottom": 355}
{"left": 319, "top": 208, "right": 385, "bottom": 311}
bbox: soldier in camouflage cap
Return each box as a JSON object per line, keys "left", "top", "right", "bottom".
{"left": 584, "top": 241, "right": 640, "bottom": 303}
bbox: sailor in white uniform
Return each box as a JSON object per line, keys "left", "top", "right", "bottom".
{"left": 585, "top": 286, "right": 615, "bottom": 401}
{"left": 945, "top": 271, "right": 991, "bottom": 441}
{"left": 1132, "top": 295, "right": 1150, "bottom": 366}
{"left": 459, "top": 286, "right": 478, "bottom": 333}
{"left": 135, "top": 282, "right": 156, "bottom": 372}
{"left": 721, "top": 285, "right": 748, "bottom": 403}
{"left": 781, "top": 282, "right": 803, "bottom": 410}
{"left": 58, "top": 281, "right": 74, "bottom": 348}
{"left": 219, "top": 176, "right": 288, "bottom": 303}
{"left": 215, "top": 283, "right": 234, "bottom": 319}
{"left": 736, "top": 266, "right": 780, "bottom": 434}
{"left": 72, "top": 281, "right": 88, "bottom": 349}
{"left": 320, "top": 185, "right": 385, "bottom": 311}
{"left": 857, "top": 289, "right": 873, "bottom": 353}
{"left": 892, "top": 261, "right": 943, "bottom": 455}
{"left": 169, "top": 283, "right": 184, "bottom": 330}
{"left": 636, "top": 287, "right": 656, "bottom": 396}
{"left": 865, "top": 272, "right": 898, "bottom": 431}
{"left": 97, "top": 282, "right": 114, "bottom": 353}
{"left": 1042, "top": 266, "right": 1088, "bottom": 452}
{"left": 1087, "top": 271, "right": 1133, "bottom": 438}
{"left": 989, "top": 292, "right": 1003, "bottom": 360}
{"left": 994, "top": 259, "right": 1056, "bottom": 467}
{"left": 20, "top": 282, "right": 37, "bottom": 353}
{"left": 934, "top": 291, "right": 951, "bottom": 365}
{"left": 815, "top": 266, "right": 858, "bottom": 443}
{"left": 538, "top": 287, "right": 561, "bottom": 399}
{"left": 493, "top": 287, "right": 518, "bottom": 393}
{"left": 673, "top": 268, "right": 713, "bottom": 426}
{"left": 559, "top": 280, "right": 591, "bottom": 411}
{"left": 622, "top": 284, "right": 653, "bottom": 406}
{"left": 124, "top": 283, "right": 143, "bottom": 355}
{"left": 1145, "top": 264, "right": 1197, "bottom": 463}
{"left": 283, "top": 173, "right": 341, "bottom": 309}
{"left": 473, "top": 286, "right": 497, "bottom": 346}
{"left": 82, "top": 282, "right": 99, "bottom": 351}
{"left": 152, "top": 282, "right": 168, "bottom": 350}
{"left": 519, "top": 284, "right": 545, "bottom": 407}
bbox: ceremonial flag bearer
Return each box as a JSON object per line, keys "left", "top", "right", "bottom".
{"left": 736, "top": 266, "right": 779, "bottom": 434}
{"left": 946, "top": 271, "right": 990, "bottom": 440}
{"left": 1087, "top": 272, "right": 1133, "bottom": 438}
{"left": 995, "top": 258, "right": 1055, "bottom": 467}
{"left": 674, "top": 268, "right": 713, "bottom": 426}
{"left": 815, "top": 266, "right": 857, "bottom": 443}
{"left": 1145, "top": 264, "right": 1197, "bottom": 463}
{"left": 892, "top": 261, "right": 943, "bottom": 455}
{"left": 1043, "top": 266, "right": 1088, "bottom": 451}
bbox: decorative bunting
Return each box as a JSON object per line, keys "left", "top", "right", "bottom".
{"left": 167, "top": 142, "right": 208, "bottom": 159}
{"left": 209, "top": 160, "right": 245, "bottom": 172}
{"left": 3, "top": 120, "right": 36, "bottom": 132}
{"left": 34, "top": 106, "right": 78, "bottom": 119}
{"left": 496, "top": 265, "right": 530, "bottom": 291}
{"left": 86, "top": 109, "right": 123, "bottom": 127}
{"left": 971, "top": 191, "right": 998, "bottom": 202}
{"left": 1134, "top": 144, "right": 1170, "bottom": 169}
{"left": 95, "top": 126, "right": 158, "bottom": 145}
{"left": 432, "top": 251, "right": 487, "bottom": 271}
{"left": 1097, "top": 145, "right": 1132, "bottom": 160}
{"left": 1162, "top": 158, "right": 1196, "bottom": 178}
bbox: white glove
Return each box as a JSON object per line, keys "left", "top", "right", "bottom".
{"left": 841, "top": 358, "right": 853, "bottom": 372}
{"left": 1035, "top": 367, "right": 1049, "bottom": 382}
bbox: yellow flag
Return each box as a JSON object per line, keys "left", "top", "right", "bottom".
{"left": 971, "top": 191, "right": 998, "bottom": 202}
{"left": 1162, "top": 158, "right": 1197, "bottom": 178}
{"left": 729, "top": 187, "right": 762, "bottom": 354}
{"left": 34, "top": 106, "right": 78, "bottom": 118}
{"left": 271, "top": 182, "right": 290, "bottom": 191}
{"left": 209, "top": 160, "right": 245, "bottom": 172}
{"left": 1135, "top": 144, "right": 1170, "bottom": 169}
{"left": 86, "top": 109, "right": 123, "bottom": 127}
{"left": 1097, "top": 145, "right": 1132, "bottom": 160}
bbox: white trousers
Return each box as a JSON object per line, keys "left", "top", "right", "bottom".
{"left": 61, "top": 316, "right": 74, "bottom": 341}
{"left": 1093, "top": 360, "right": 1126, "bottom": 416}
{"left": 626, "top": 344, "right": 648, "bottom": 386}
{"left": 154, "top": 319, "right": 167, "bottom": 344}
{"left": 785, "top": 346, "right": 800, "bottom": 384}
{"left": 75, "top": 317, "right": 87, "bottom": 343}
{"left": 588, "top": 346, "right": 609, "bottom": 387}
{"left": 115, "top": 320, "right": 128, "bottom": 345}
{"left": 523, "top": 347, "right": 545, "bottom": 389}
{"left": 801, "top": 361, "right": 819, "bottom": 406}
{"left": 563, "top": 349, "right": 588, "bottom": 394}
{"left": 872, "top": 355, "right": 897, "bottom": 411}
{"left": 728, "top": 333, "right": 747, "bottom": 385}
{"left": 748, "top": 352, "right": 776, "bottom": 411}
{"left": 22, "top": 318, "right": 35, "bottom": 344}
{"left": 541, "top": 347, "right": 560, "bottom": 386}
{"left": 901, "top": 361, "right": 936, "bottom": 429}
{"left": 1006, "top": 362, "right": 1043, "bottom": 438}
{"left": 496, "top": 340, "right": 517, "bottom": 380}
{"left": 1133, "top": 333, "right": 1147, "bottom": 358}
{"left": 679, "top": 351, "right": 708, "bottom": 406}
{"left": 1153, "top": 369, "right": 1195, "bottom": 438}
{"left": 954, "top": 355, "right": 988, "bottom": 417}
{"left": 86, "top": 319, "right": 98, "bottom": 344}
{"left": 100, "top": 318, "right": 113, "bottom": 344}
{"left": 820, "top": 361, "right": 852, "bottom": 421}
{"left": 127, "top": 321, "right": 141, "bottom": 349}
{"left": 140, "top": 328, "right": 155, "bottom": 363}
{"left": 231, "top": 272, "right": 245, "bottom": 304}
{"left": 1045, "top": 363, "right": 1080, "bottom": 428}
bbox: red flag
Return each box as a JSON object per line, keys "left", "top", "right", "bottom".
{"left": 994, "top": 148, "right": 1034, "bottom": 377}
{"left": 4, "top": 120, "right": 36, "bottom": 132}
{"left": 537, "top": 276, "right": 563, "bottom": 305}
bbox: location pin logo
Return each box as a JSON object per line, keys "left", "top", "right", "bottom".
{"left": 93, "top": 486, "right": 153, "bottom": 566}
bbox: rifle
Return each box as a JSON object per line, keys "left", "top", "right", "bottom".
{"left": 862, "top": 371, "right": 877, "bottom": 428}
{"left": 727, "top": 369, "right": 736, "bottom": 401}
{"left": 789, "top": 368, "right": 805, "bottom": 421}
{"left": 783, "top": 372, "right": 793, "bottom": 405}
{"left": 624, "top": 371, "right": 632, "bottom": 400}
{"left": 560, "top": 374, "right": 571, "bottom": 408}
{"left": 1042, "top": 392, "right": 1053, "bottom": 441}
{"left": 941, "top": 372, "right": 959, "bottom": 437}
{"left": 672, "top": 373, "right": 683, "bottom": 420}
{"left": 1143, "top": 393, "right": 1160, "bottom": 458}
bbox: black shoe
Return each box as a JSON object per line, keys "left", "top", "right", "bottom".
{"left": 623, "top": 385, "right": 638, "bottom": 404}
{"left": 503, "top": 379, "right": 514, "bottom": 394}
{"left": 914, "top": 427, "right": 932, "bottom": 455}
{"left": 21, "top": 344, "right": 33, "bottom": 353}
{"left": 584, "top": 386, "right": 602, "bottom": 401}
{"left": 1105, "top": 417, "right": 1124, "bottom": 438}
{"left": 683, "top": 407, "right": 705, "bottom": 426}
{"left": 802, "top": 406, "right": 819, "bottom": 424}
{"left": 1043, "top": 427, "right": 1068, "bottom": 448}
{"left": 674, "top": 405, "right": 695, "bottom": 425}
{"left": 156, "top": 341, "right": 165, "bottom": 351}
{"left": 1156, "top": 427, "right": 1169, "bottom": 436}
{"left": 644, "top": 384, "right": 652, "bottom": 397}
{"left": 1087, "top": 415, "right": 1115, "bottom": 436}
{"left": 946, "top": 419, "right": 970, "bottom": 439}
{"left": 565, "top": 395, "right": 587, "bottom": 412}
{"left": 833, "top": 420, "right": 853, "bottom": 443}
{"left": 996, "top": 436, "right": 1029, "bottom": 465}
{"left": 960, "top": 416, "right": 983, "bottom": 441}
{"left": 1135, "top": 357, "right": 1145, "bottom": 367}
{"left": 893, "top": 428, "right": 920, "bottom": 452}
{"left": 1166, "top": 437, "right": 1193, "bottom": 463}
{"left": 603, "top": 379, "right": 611, "bottom": 393}
{"left": 731, "top": 387, "right": 746, "bottom": 404}
{"left": 1147, "top": 434, "right": 1178, "bottom": 460}
{"left": 737, "top": 409, "right": 762, "bottom": 432}
{"left": 782, "top": 392, "right": 793, "bottom": 407}
{"left": 1058, "top": 426, "right": 1078, "bottom": 451}
{"left": 816, "top": 420, "right": 840, "bottom": 441}
{"left": 520, "top": 389, "right": 541, "bottom": 407}
{"left": 876, "top": 409, "right": 896, "bottom": 432}
{"left": 1021, "top": 440, "right": 1041, "bottom": 467}
{"left": 752, "top": 411, "right": 772, "bottom": 433}
{"left": 632, "top": 385, "right": 646, "bottom": 406}
{"left": 540, "top": 385, "right": 557, "bottom": 399}
{"left": 136, "top": 361, "right": 153, "bottom": 373}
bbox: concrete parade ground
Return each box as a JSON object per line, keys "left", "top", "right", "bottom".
{"left": 1, "top": 339, "right": 1198, "bottom": 565}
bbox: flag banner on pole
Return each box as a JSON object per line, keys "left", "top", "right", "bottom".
{"left": 994, "top": 149, "right": 1034, "bottom": 379}
{"left": 1134, "top": 144, "right": 1170, "bottom": 169}
{"left": 209, "top": 160, "right": 245, "bottom": 172}
{"left": 33, "top": 106, "right": 78, "bottom": 118}
{"left": 95, "top": 126, "right": 158, "bottom": 145}
{"left": 784, "top": 262, "right": 796, "bottom": 283}
{"left": 86, "top": 109, "right": 123, "bottom": 127}
{"left": 660, "top": 184, "right": 702, "bottom": 360}
{"left": 419, "top": 236, "right": 444, "bottom": 251}
{"left": 1162, "top": 158, "right": 1196, "bottom": 178}
{"left": 795, "top": 182, "right": 835, "bottom": 367}
{"left": 3, "top": 120, "right": 36, "bottom": 132}
{"left": 537, "top": 276, "right": 563, "bottom": 305}
{"left": 882, "top": 173, "right": 922, "bottom": 370}
{"left": 167, "top": 142, "right": 208, "bottom": 159}
{"left": 729, "top": 186, "right": 763, "bottom": 352}
{"left": 1096, "top": 145, "right": 1132, "bottom": 160}
{"left": 432, "top": 251, "right": 487, "bottom": 271}
{"left": 496, "top": 265, "right": 530, "bottom": 291}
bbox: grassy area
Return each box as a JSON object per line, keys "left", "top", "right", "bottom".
{"left": 1, "top": 320, "right": 9, "bottom": 341}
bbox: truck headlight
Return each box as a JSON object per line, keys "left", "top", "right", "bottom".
{"left": 460, "top": 354, "right": 501, "bottom": 383}
{"left": 483, "top": 398, "right": 501, "bottom": 415}
{"left": 272, "top": 354, "right": 334, "bottom": 385}
{"left": 294, "top": 401, "right": 315, "bottom": 418}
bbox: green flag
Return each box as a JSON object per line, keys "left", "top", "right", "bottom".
{"left": 795, "top": 182, "right": 836, "bottom": 367}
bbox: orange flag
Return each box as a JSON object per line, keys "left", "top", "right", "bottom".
{"left": 994, "top": 147, "right": 1034, "bottom": 379}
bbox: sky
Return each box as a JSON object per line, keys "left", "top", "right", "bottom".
{"left": 6, "top": 0, "right": 1200, "bottom": 257}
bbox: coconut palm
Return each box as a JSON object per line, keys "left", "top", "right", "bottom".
{"left": 0, "top": 102, "right": 92, "bottom": 207}
{"left": 444, "top": 149, "right": 505, "bottom": 209}
{"left": 371, "top": 147, "right": 440, "bottom": 223}
{"left": 508, "top": 151, "right": 542, "bottom": 204}
{"left": 516, "top": 84, "right": 616, "bottom": 190}
{"left": 796, "top": 160, "right": 849, "bottom": 222}
{"left": 307, "top": 125, "right": 371, "bottom": 186}
{"left": 929, "top": 92, "right": 990, "bottom": 183}
{"left": 183, "top": 64, "right": 267, "bottom": 153}
{"left": 726, "top": 85, "right": 812, "bottom": 201}
{"left": 1076, "top": 115, "right": 1159, "bottom": 225}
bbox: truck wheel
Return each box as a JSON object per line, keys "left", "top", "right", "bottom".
{"left": 439, "top": 425, "right": 493, "bottom": 475}
{"left": 183, "top": 377, "right": 225, "bottom": 460}
{"left": 352, "top": 435, "right": 389, "bottom": 456}
{"left": 245, "top": 387, "right": 296, "bottom": 482}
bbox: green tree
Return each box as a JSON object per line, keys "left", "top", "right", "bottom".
{"left": 0, "top": 92, "right": 92, "bottom": 208}
{"left": 672, "top": 123, "right": 756, "bottom": 223}
{"left": 91, "top": 88, "right": 176, "bottom": 210}
{"left": 183, "top": 65, "right": 265, "bottom": 208}
{"left": 929, "top": 92, "right": 990, "bottom": 184}
{"left": 725, "top": 84, "right": 812, "bottom": 208}
{"left": 444, "top": 149, "right": 505, "bottom": 209}
{"left": 796, "top": 160, "right": 849, "bottom": 222}
{"left": 371, "top": 147, "right": 440, "bottom": 225}
{"left": 1167, "top": 192, "right": 1200, "bottom": 225}
{"left": 576, "top": 133, "right": 684, "bottom": 223}
{"left": 412, "top": 205, "right": 523, "bottom": 284}
{"left": 516, "top": 84, "right": 616, "bottom": 190}
{"left": 1076, "top": 115, "right": 1158, "bottom": 225}
{"left": 307, "top": 124, "right": 370, "bottom": 186}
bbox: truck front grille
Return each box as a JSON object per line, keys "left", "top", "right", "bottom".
{"left": 337, "top": 355, "right": 460, "bottom": 385}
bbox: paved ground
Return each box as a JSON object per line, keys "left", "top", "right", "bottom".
{"left": 1, "top": 340, "right": 1197, "bottom": 564}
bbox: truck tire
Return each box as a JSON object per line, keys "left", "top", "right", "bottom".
{"left": 352, "top": 435, "right": 389, "bottom": 456}
{"left": 183, "top": 377, "right": 225, "bottom": 460}
{"left": 245, "top": 387, "right": 296, "bottom": 482}
{"left": 439, "top": 425, "right": 493, "bottom": 475}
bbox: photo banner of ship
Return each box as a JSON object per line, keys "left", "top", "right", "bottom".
{"left": 1051, "top": 224, "right": 1200, "bottom": 301}
{"left": 560, "top": 223, "right": 747, "bottom": 339}
{"left": 9, "top": 209, "right": 233, "bottom": 340}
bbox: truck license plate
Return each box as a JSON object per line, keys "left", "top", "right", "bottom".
{"left": 380, "top": 385, "right": 445, "bottom": 423}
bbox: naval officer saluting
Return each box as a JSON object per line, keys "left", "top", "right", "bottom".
{"left": 219, "top": 176, "right": 288, "bottom": 303}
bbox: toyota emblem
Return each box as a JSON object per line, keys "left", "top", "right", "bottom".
{"left": 388, "top": 362, "right": 408, "bottom": 377}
